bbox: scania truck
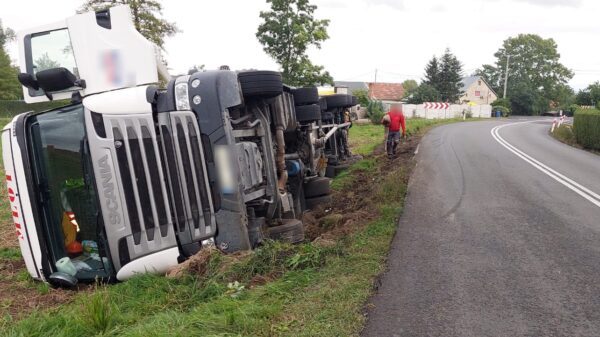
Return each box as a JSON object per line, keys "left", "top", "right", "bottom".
{"left": 3, "top": 5, "right": 351, "bottom": 287}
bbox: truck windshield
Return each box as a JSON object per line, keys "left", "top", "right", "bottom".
{"left": 27, "top": 105, "right": 112, "bottom": 280}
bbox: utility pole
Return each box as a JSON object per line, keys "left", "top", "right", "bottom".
{"left": 374, "top": 69, "right": 378, "bottom": 83}
{"left": 503, "top": 54, "right": 510, "bottom": 98}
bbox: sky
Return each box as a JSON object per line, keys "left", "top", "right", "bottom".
{"left": 3, "top": 0, "right": 600, "bottom": 90}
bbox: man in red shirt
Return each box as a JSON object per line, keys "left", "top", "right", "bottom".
{"left": 382, "top": 104, "right": 406, "bottom": 157}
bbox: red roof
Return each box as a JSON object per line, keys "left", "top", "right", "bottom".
{"left": 368, "top": 82, "right": 404, "bottom": 101}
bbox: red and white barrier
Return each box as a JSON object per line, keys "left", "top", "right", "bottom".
{"left": 424, "top": 102, "right": 450, "bottom": 109}
{"left": 551, "top": 118, "right": 557, "bottom": 133}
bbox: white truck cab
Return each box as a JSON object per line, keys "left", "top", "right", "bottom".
{"left": 3, "top": 6, "right": 217, "bottom": 286}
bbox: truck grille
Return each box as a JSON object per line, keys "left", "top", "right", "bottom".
{"left": 90, "top": 111, "right": 216, "bottom": 268}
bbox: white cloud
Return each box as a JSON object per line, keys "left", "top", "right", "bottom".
{"left": 516, "top": 0, "right": 582, "bottom": 7}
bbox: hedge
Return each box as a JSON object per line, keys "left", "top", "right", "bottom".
{"left": 573, "top": 109, "right": 600, "bottom": 150}
{"left": 0, "top": 100, "right": 69, "bottom": 118}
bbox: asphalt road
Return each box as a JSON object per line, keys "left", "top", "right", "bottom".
{"left": 362, "top": 118, "right": 600, "bottom": 337}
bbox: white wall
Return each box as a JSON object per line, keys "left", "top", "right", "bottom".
{"left": 402, "top": 104, "right": 492, "bottom": 119}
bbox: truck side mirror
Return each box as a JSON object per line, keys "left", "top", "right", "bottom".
{"left": 18, "top": 73, "right": 39, "bottom": 91}
{"left": 35, "top": 67, "right": 79, "bottom": 92}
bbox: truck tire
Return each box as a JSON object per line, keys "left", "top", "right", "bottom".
{"left": 319, "top": 97, "right": 328, "bottom": 111}
{"left": 325, "top": 94, "right": 350, "bottom": 109}
{"left": 267, "top": 219, "right": 305, "bottom": 243}
{"left": 304, "top": 177, "right": 331, "bottom": 198}
{"left": 238, "top": 70, "right": 283, "bottom": 98}
{"left": 295, "top": 104, "right": 321, "bottom": 123}
{"left": 304, "top": 194, "right": 332, "bottom": 210}
{"left": 351, "top": 96, "right": 358, "bottom": 106}
{"left": 292, "top": 87, "right": 319, "bottom": 106}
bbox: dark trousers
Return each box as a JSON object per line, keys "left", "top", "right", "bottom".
{"left": 386, "top": 131, "right": 400, "bottom": 155}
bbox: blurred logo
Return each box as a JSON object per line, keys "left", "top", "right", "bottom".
{"left": 101, "top": 49, "right": 123, "bottom": 86}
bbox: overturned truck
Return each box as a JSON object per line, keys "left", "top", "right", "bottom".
{"left": 2, "top": 6, "right": 352, "bottom": 287}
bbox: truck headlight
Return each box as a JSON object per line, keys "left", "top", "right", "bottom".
{"left": 175, "top": 83, "right": 190, "bottom": 110}
{"left": 174, "top": 75, "right": 191, "bottom": 111}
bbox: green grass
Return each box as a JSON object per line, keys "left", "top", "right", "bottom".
{"left": 0, "top": 117, "right": 464, "bottom": 336}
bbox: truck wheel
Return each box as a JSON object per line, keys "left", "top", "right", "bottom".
{"left": 238, "top": 70, "right": 283, "bottom": 98}
{"left": 319, "top": 97, "right": 328, "bottom": 111}
{"left": 304, "top": 177, "right": 331, "bottom": 198}
{"left": 325, "top": 94, "right": 350, "bottom": 109}
{"left": 267, "top": 219, "right": 305, "bottom": 243}
{"left": 295, "top": 104, "right": 321, "bottom": 123}
{"left": 351, "top": 96, "right": 358, "bottom": 106}
{"left": 292, "top": 87, "right": 319, "bottom": 106}
{"left": 304, "top": 194, "right": 332, "bottom": 210}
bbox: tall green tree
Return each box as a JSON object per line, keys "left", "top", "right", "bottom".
{"left": 476, "top": 34, "right": 573, "bottom": 115}
{"left": 438, "top": 48, "right": 463, "bottom": 102}
{"left": 0, "top": 19, "right": 22, "bottom": 100}
{"left": 81, "top": 0, "right": 178, "bottom": 49}
{"left": 422, "top": 56, "right": 440, "bottom": 89}
{"left": 256, "top": 0, "right": 333, "bottom": 86}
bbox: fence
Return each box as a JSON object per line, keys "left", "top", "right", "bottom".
{"left": 403, "top": 104, "right": 492, "bottom": 119}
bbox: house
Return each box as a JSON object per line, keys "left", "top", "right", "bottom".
{"left": 459, "top": 76, "right": 497, "bottom": 105}
{"left": 334, "top": 81, "right": 369, "bottom": 94}
{"left": 368, "top": 82, "right": 405, "bottom": 110}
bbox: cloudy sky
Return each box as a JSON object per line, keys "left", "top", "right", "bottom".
{"left": 3, "top": 0, "right": 599, "bottom": 90}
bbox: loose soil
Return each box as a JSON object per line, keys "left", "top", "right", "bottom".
{"left": 303, "top": 134, "right": 421, "bottom": 241}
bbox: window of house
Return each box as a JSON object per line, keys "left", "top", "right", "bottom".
{"left": 475, "top": 91, "right": 481, "bottom": 96}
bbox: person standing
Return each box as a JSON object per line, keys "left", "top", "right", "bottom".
{"left": 381, "top": 104, "right": 406, "bottom": 158}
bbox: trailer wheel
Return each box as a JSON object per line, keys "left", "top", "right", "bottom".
{"left": 304, "top": 194, "right": 332, "bottom": 210}
{"left": 351, "top": 96, "right": 358, "bottom": 106}
{"left": 292, "top": 87, "right": 319, "bottom": 106}
{"left": 295, "top": 104, "right": 321, "bottom": 123}
{"left": 267, "top": 219, "right": 305, "bottom": 243}
{"left": 325, "top": 163, "right": 350, "bottom": 178}
{"left": 304, "top": 177, "right": 331, "bottom": 198}
{"left": 325, "top": 94, "right": 351, "bottom": 109}
{"left": 238, "top": 70, "right": 283, "bottom": 98}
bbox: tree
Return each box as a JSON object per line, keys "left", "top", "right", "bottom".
{"left": 575, "top": 82, "right": 600, "bottom": 107}
{"left": 406, "top": 84, "right": 441, "bottom": 104}
{"left": 353, "top": 89, "right": 369, "bottom": 107}
{"left": 423, "top": 56, "right": 440, "bottom": 89}
{"left": 256, "top": 0, "right": 333, "bottom": 86}
{"left": 476, "top": 34, "right": 573, "bottom": 115}
{"left": 401, "top": 79, "right": 418, "bottom": 98}
{"left": 34, "top": 53, "right": 61, "bottom": 72}
{"left": 81, "top": 0, "right": 178, "bottom": 49}
{"left": 437, "top": 48, "right": 463, "bottom": 102}
{"left": 0, "top": 19, "right": 21, "bottom": 100}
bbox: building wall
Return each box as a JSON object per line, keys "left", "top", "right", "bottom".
{"left": 460, "top": 79, "right": 498, "bottom": 105}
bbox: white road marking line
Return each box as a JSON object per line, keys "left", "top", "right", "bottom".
{"left": 491, "top": 122, "right": 600, "bottom": 209}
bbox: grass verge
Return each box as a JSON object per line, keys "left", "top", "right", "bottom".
{"left": 1, "top": 118, "right": 460, "bottom": 336}
{"left": 551, "top": 124, "right": 600, "bottom": 156}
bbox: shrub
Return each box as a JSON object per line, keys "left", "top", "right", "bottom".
{"left": 492, "top": 105, "right": 511, "bottom": 117}
{"left": 366, "top": 99, "right": 385, "bottom": 124}
{"left": 493, "top": 97, "right": 511, "bottom": 109}
{"left": 573, "top": 109, "right": 600, "bottom": 150}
